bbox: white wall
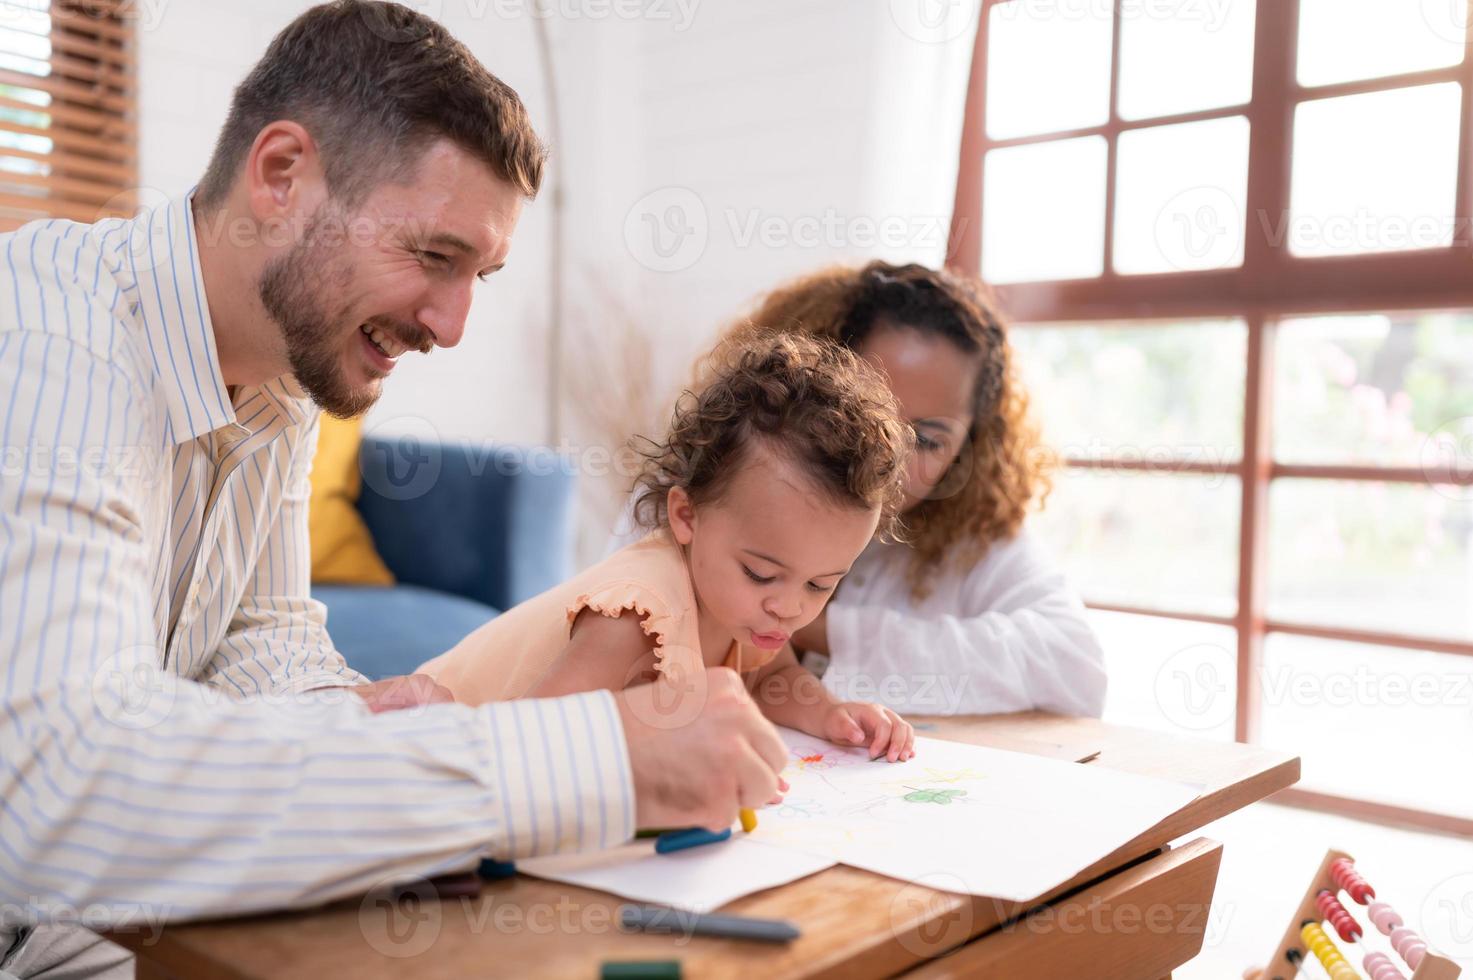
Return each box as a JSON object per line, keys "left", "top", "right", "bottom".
{"left": 137, "top": 0, "right": 558, "bottom": 446}
{"left": 139, "top": 0, "right": 976, "bottom": 562}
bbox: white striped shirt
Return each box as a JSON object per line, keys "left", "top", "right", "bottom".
{"left": 0, "top": 196, "right": 633, "bottom": 945}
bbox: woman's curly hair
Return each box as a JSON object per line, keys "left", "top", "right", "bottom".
{"left": 711, "top": 261, "right": 1051, "bottom": 598}
{"left": 632, "top": 333, "right": 910, "bottom": 538}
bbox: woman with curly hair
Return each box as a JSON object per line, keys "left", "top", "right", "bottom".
{"left": 710, "top": 261, "right": 1106, "bottom": 718}
{"left": 419, "top": 333, "right": 918, "bottom": 762}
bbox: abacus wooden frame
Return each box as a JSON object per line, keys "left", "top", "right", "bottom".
{"left": 949, "top": 0, "right": 1473, "bottom": 836}
{"left": 1254, "top": 849, "right": 1462, "bottom": 980}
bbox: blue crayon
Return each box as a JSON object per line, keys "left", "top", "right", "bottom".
{"left": 653, "top": 827, "right": 732, "bottom": 854}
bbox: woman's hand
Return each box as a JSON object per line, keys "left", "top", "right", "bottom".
{"left": 821, "top": 700, "right": 915, "bottom": 762}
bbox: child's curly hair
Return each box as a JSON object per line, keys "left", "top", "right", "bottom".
{"left": 632, "top": 334, "right": 910, "bottom": 537}
{"left": 712, "top": 261, "right": 1052, "bottom": 599}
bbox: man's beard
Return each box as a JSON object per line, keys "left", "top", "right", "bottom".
{"left": 257, "top": 221, "right": 384, "bottom": 420}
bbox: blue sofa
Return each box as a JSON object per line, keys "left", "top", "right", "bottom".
{"left": 312, "top": 436, "right": 578, "bottom": 681}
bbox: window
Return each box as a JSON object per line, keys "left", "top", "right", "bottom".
{"left": 952, "top": 0, "right": 1473, "bottom": 834}
{"left": 0, "top": 0, "right": 136, "bottom": 231}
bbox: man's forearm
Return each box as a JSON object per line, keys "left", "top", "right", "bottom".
{"left": 1, "top": 674, "right": 633, "bottom": 929}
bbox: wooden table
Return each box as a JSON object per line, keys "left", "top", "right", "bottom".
{"left": 108, "top": 712, "right": 1299, "bottom": 979}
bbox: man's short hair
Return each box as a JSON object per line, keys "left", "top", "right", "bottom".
{"left": 196, "top": 0, "right": 546, "bottom": 211}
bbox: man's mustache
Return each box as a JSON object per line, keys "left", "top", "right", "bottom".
{"left": 364, "top": 317, "right": 434, "bottom": 355}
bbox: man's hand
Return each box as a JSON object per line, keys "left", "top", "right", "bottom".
{"left": 616, "top": 667, "right": 789, "bottom": 833}
{"left": 351, "top": 673, "right": 455, "bottom": 714}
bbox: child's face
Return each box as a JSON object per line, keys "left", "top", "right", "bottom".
{"left": 857, "top": 324, "right": 979, "bottom": 514}
{"left": 667, "top": 439, "right": 881, "bottom": 653}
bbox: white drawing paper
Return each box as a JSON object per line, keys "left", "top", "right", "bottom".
{"left": 518, "top": 837, "right": 836, "bottom": 913}
{"left": 748, "top": 728, "right": 1203, "bottom": 903}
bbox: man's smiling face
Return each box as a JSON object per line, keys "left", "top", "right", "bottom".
{"left": 258, "top": 138, "right": 523, "bottom": 418}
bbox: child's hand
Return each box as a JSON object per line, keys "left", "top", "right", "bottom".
{"left": 822, "top": 701, "right": 915, "bottom": 762}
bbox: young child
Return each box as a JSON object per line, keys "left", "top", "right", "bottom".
{"left": 714, "top": 262, "right": 1107, "bottom": 717}
{"left": 418, "top": 334, "right": 918, "bottom": 762}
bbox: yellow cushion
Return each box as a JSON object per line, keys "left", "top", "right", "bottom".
{"left": 308, "top": 414, "right": 395, "bottom": 586}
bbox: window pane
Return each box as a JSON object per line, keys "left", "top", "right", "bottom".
{"left": 1113, "top": 116, "right": 1250, "bottom": 274}
{"left": 1297, "top": 0, "right": 1466, "bottom": 87}
{"left": 1268, "top": 480, "right": 1473, "bottom": 641}
{"left": 982, "top": 137, "right": 1107, "bottom": 284}
{"left": 1092, "top": 609, "right": 1239, "bottom": 741}
{"left": 1289, "top": 84, "right": 1462, "bottom": 257}
{"left": 1274, "top": 311, "right": 1473, "bottom": 466}
{"left": 1117, "top": 0, "right": 1256, "bottom": 120}
{"left": 1012, "top": 320, "right": 1246, "bottom": 459}
{"left": 1260, "top": 635, "right": 1473, "bottom": 817}
{"left": 985, "top": 0, "right": 1112, "bottom": 140}
{"left": 1034, "top": 470, "right": 1240, "bottom": 617}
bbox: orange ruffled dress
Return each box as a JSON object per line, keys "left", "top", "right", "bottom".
{"left": 416, "top": 529, "right": 781, "bottom": 705}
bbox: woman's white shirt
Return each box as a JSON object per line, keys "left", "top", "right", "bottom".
{"left": 816, "top": 531, "right": 1106, "bottom": 717}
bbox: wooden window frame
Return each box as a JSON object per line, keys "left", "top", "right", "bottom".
{"left": 0, "top": 0, "right": 137, "bottom": 232}
{"left": 949, "top": 0, "right": 1473, "bottom": 836}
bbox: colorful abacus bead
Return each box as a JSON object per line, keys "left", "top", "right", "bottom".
{"left": 1367, "top": 901, "right": 1402, "bottom": 933}
{"left": 1389, "top": 925, "right": 1428, "bottom": 969}
{"left": 1363, "top": 951, "right": 1407, "bottom": 980}
{"left": 1301, "top": 921, "right": 1359, "bottom": 980}
{"left": 1316, "top": 889, "right": 1363, "bottom": 942}
{"left": 1330, "top": 857, "right": 1376, "bottom": 903}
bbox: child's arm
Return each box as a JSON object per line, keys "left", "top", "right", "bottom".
{"left": 523, "top": 608, "right": 660, "bottom": 698}
{"left": 748, "top": 646, "right": 915, "bottom": 762}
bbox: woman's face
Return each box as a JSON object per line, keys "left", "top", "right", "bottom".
{"left": 856, "top": 323, "right": 980, "bottom": 514}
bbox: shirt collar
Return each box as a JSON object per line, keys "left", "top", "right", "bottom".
{"left": 127, "top": 194, "right": 315, "bottom": 444}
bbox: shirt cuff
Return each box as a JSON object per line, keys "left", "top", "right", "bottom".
{"left": 477, "top": 690, "right": 635, "bottom": 859}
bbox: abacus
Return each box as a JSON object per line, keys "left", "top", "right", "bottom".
{"left": 1250, "top": 850, "right": 1461, "bottom": 980}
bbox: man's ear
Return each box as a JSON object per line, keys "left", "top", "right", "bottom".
{"left": 667, "top": 486, "right": 696, "bottom": 546}
{"left": 243, "top": 120, "right": 326, "bottom": 227}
